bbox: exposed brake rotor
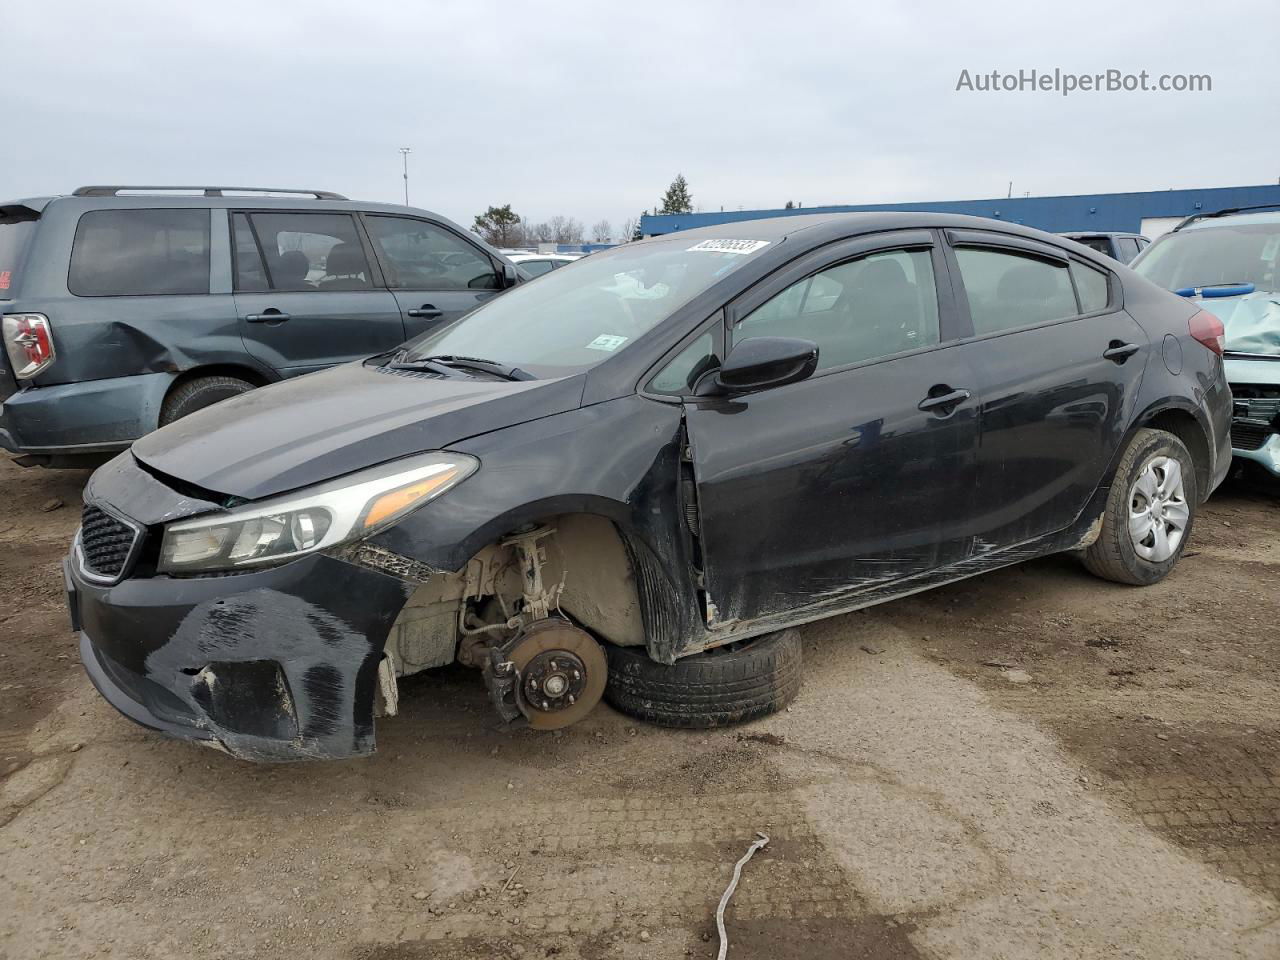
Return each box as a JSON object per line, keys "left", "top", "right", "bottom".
{"left": 507, "top": 618, "right": 607, "bottom": 730}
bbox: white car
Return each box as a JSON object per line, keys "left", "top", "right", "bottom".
{"left": 509, "top": 253, "right": 581, "bottom": 278}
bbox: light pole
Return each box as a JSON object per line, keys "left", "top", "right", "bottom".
{"left": 399, "top": 147, "right": 411, "bottom": 206}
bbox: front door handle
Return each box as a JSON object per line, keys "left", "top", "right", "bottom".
{"left": 244, "top": 310, "right": 290, "bottom": 324}
{"left": 1103, "top": 340, "right": 1141, "bottom": 363}
{"left": 407, "top": 305, "right": 444, "bottom": 319}
{"left": 918, "top": 387, "right": 971, "bottom": 414}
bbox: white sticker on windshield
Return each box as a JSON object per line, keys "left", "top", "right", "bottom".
{"left": 587, "top": 334, "right": 628, "bottom": 352}
{"left": 686, "top": 239, "right": 771, "bottom": 255}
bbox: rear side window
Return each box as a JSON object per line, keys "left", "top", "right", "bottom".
{"left": 0, "top": 213, "right": 37, "bottom": 296}
{"left": 69, "top": 209, "right": 210, "bottom": 297}
{"left": 364, "top": 215, "right": 499, "bottom": 290}
{"left": 520, "top": 260, "right": 555, "bottom": 277}
{"left": 954, "top": 248, "right": 1077, "bottom": 335}
{"left": 1071, "top": 261, "right": 1110, "bottom": 313}
{"left": 234, "top": 212, "right": 371, "bottom": 291}
{"left": 1117, "top": 237, "right": 1142, "bottom": 262}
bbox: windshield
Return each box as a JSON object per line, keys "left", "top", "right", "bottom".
{"left": 402, "top": 237, "right": 769, "bottom": 375}
{"left": 1133, "top": 219, "right": 1280, "bottom": 293}
{"left": 0, "top": 214, "right": 37, "bottom": 298}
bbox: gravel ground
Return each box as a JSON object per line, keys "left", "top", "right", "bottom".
{"left": 1, "top": 454, "right": 1278, "bottom": 959}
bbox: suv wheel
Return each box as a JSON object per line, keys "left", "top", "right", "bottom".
{"left": 604, "top": 630, "right": 802, "bottom": 728}
{"left": 1082, "top": 428, "right": 1198, "bottom": 585}
{"left": 160, "top": 376, "right": 254, "bottom": 426}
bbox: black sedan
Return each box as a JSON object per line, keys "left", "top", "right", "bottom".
{"left": 67, "top": 212, "right": 1233, "bottom": 761}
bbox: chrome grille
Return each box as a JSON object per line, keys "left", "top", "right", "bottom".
{"left": 79, "top": 504, "right": 142, "bottom": 582}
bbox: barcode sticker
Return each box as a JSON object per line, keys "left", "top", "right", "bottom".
{"left": 685, "top": 239, "right": 770, "bottom": 255}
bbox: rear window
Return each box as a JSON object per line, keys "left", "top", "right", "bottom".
{"left": 69, "top": 209, "right": 210, "bottom": 297}
{"left": 0, "top": 214, "right": 37, "bottom": 297}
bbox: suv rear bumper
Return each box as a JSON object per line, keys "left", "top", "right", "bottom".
{"left": 0, "top": 372, "right": 173, "bottom": 457}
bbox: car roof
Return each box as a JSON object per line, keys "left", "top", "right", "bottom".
{"left": 1182, "top": 210, "right": 1280, "bottom": 231}
{"left": 641, "top": 210, "right": 1087, "bottom": 247}
{"left": 1059, "top": 231, "right": 1141, "bottom": 239}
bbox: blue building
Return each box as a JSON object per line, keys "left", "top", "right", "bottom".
{"left": 639, "top": 183, "right": 1280, "bottom": 240}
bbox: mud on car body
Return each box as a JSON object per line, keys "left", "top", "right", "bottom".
{"left": 68, "top": 212, "right": 1234, "bottom": 761}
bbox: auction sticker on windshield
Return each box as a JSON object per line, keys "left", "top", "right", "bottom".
{"left": 587, "top": 334, "right": 628, "bottom": 352}
{"left": 686, "top": 239, "right": 770, "bottom": 255}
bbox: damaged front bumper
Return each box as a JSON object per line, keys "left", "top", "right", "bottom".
{"left": 69, "top": 544, "right": 414, "bottom": 763}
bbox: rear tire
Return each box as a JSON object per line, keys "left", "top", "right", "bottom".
{"left": 604, "top": 630, "right": 802, "bottom": 729}
{"left": 160, "top": 376, "right": 254, "bottom": 426}
{"left": 1082, "top": 428, "right": 1198, "bottom": 585}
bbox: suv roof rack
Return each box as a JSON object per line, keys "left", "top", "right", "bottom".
{"left": 72, "top": 185, "right": 348, "bottom": 200}
{"left": 1172, "top": 203, "right": 1280, "bottom": 232}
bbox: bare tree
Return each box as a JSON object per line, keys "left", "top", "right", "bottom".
{"left": 591, "top": 219, "right": 612, "bottom": 243}
{"left": 620, "top": 217, "right": 638, "bottom": 242}
{"left": 548, "top": 215, "right": 584, "bottom": 244}
{"left": 527, "top": 221, "right": 555, "bottom": 243}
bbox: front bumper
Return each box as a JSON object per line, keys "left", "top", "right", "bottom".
{"left": 0, "top": 372, "right": 174, "bottom": 456}
{"left": 69, "top": 548, "right": 414, "bottom": 762}
{"left": 1232, "top": 431, "right": 1280, "bottom": 478}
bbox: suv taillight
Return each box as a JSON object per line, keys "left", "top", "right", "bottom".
{"left": 2, "top": 313, "right": 56, "bottom": 379}
{"left": 1188, "top": 309, "right": 1225, "bottom": 355}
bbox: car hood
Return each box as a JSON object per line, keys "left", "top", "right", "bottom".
{"left": 132, "top": 362, "right": 587, "bottom": 500}
{"left": 1194, "top": 290, "right": 1280, "bottom": 357}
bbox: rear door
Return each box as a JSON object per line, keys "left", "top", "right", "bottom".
{"left": 361, "top": 214, "right": 504, "bottom": 340}
{"left": 944, "top": 231, "right": 1148, "bottom": 546}
{"left": 231, "top": 210, "right": 404, "bottom": 375}
{"left": 680, "top": 231, "right": 980, "bottom": 625}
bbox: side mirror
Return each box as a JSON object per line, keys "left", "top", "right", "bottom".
{"left": 712, "top": 337, "right": 819, "bottom": 394}
{"left": 501, "top": 262, "right": 520, "bottom": 288}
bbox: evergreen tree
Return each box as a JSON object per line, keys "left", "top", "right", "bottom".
{"left": 472, "top": 205, "right": 524, "bottom": 247}
{"left": 659, "top": 175, "right": 693, "bottom": 215}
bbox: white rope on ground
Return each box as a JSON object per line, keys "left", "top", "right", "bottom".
{"left": 716, "top": 832, "right": 770, "bottom": 960}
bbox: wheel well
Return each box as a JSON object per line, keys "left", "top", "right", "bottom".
{"left": 1144, "top": 408, "right": 1211, "bottom": 501}
{"left": 166, "top": 364, "right": 274, "bottom": 396}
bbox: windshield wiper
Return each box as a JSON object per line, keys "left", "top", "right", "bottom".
{"left": 407, "top": 354, "right": 535, "bottom": 381}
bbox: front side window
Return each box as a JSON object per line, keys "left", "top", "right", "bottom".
{"left": 365, "top": 216, "right": 498, "bottom": 291}
{"left": 733, "top": 248, "right": 940, "bottom": 371}
{"left": 69, "top": 209, "right": 210, "bottom": 297}
{"left": 235, "top": 212, "right": 371, "bottom": 292}
{"left": 401, "top": 236, "right": 766, "bottom": 376}
{"left": 1071, "top": 261, "right": 1111, "bottom": 314}
{"left": 954, "top": 248, "right": 1077, "bottom": 335}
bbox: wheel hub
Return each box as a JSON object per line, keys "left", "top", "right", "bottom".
{"left": 506, "top": 619, "right": 607, "bottom": 730}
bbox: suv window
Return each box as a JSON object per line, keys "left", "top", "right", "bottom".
{"left": 734, "top": 248, "right": 940, "bottom": 371}
{"left": 1117, "top": 237, "right": 1142, "bottom": 262}
{"left": 954, "top": 248, "right": 1077, "bottom": 335}
{"left": 0, "top": 213, "right": 37, "bottom": 295}
{"left": 365, "top": 216, "right": 499, "bottom": 290}
{"left": 234, "top": 212, "right": 371, "bottom": 292}
{"left": 68, "top": 209, "right": 210, "bottom": 297}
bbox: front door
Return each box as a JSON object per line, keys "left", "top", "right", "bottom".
{"left": 231, "top": 210, "right": 405, "bottom": 376}
{"left": 945, "top": 235, "right": 1150, "bottom": 545}
{"left": 683, "top": 233, "right": 980, "bottom": 628}
{"left": 361, "top": 214, "right": 504, "bottom": 341}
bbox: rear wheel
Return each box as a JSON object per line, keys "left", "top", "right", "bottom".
{"left": 604, "top": 630, "right": 802, "bottom": 728}
{"left": 160, "top": 375, "right": 254, "bottom": 426}
{"left": 1083, "top": 428, "right": 1197, "bottom": 585}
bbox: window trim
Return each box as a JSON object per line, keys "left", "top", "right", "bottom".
{"left": 67, "top": 207, "right": 213, "bottom": 299}
{"left": 720, "top": 231, "right": 953, "bottom": 383}
{"left": 942, "top": 235, "right": 1123, "bottom": 343}
{"left": 358, "top": 212, "right": 501, "bottom": 292}
{"left": 227, "top": 209, "right": 385, "bottom": 294}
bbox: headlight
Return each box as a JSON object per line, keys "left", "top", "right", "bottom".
{"left": 158, "top": 452, "right": 478, "bottom": 574}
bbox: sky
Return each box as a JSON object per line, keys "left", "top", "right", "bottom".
{"left": 6, "top": 0, "right": 1276, "bottom": 240}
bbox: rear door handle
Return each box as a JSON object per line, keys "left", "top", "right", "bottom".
{"left": 243, "top": 310, "right": 290, "bottom": 323}
{"left": 1103, "top": 341, "right": 1141, "bottom": 363}
{"left": 407, "top": 305, "right": 444, "bottom": 319}
{"left": 918, "top": 387, "right": 971, "bottom": 413}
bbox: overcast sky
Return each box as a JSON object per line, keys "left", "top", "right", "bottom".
{"left": 7, "top": 0, "right": 1276, "bottom": 239}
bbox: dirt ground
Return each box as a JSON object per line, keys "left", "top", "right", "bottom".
{"left": 1, "top": 454, "right": 1278, "bottom": 960}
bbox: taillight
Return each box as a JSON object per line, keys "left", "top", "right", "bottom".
{"left": 1188, "top": 309, "right": 1225, "bottom": 355}
{"left": 2, "top": 313, "right": 56, "bottom": 379}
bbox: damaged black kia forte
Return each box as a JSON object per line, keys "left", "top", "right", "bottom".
{"left": 67, "top": 212, "right": 1233, "bottom": 761}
